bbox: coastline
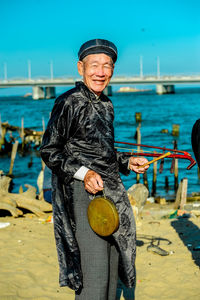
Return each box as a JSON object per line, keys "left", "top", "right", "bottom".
{"left": 0, "top": 209, "right": 200, "bottom": 300}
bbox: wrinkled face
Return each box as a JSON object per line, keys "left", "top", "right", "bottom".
{"left": 77, "top": 53, "right": 114, "bottom": 96}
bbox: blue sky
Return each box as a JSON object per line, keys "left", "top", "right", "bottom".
{"left": 0, "top": 0, "right": 200, "bottom": 80}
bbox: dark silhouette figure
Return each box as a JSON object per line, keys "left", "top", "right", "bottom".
{"left": 171, "top": 218, "right": 200, "bottom": 267}
{"left": 191, "top": 119, "right": 200, "bottom": 167}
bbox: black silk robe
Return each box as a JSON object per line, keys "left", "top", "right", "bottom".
{"left": 191, "top": 119, "right": 200, "bottom": 167}
{"left": 40, "top": 82, "right": 136, "bottom": 291}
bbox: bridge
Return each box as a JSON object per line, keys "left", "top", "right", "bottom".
{"left": 0, "top": 75, "right": 200, "bottom": 99}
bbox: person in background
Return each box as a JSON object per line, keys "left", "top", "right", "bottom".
{"left": 40, "top": 38, "right": 149, "bottom": 300}
{"left": 42, "top": 165, "right": 52, "bottom": 204}
{"left": 191, "top": 119, "right": 200, "bottom": 167}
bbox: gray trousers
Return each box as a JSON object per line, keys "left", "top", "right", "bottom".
{"left": 73, "top": 180, "right": 119, "bottom": 300}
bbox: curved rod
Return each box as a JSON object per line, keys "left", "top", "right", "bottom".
{"left": 114, "top": 141, "right": 196, "bottom": 170}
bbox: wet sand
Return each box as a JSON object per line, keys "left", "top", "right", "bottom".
{"left": 0, "top": 210, "right": 200, "bottom": 300}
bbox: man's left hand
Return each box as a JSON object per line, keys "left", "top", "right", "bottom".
{"left": 129, "top": 157, "right": 149, "bottom": 174}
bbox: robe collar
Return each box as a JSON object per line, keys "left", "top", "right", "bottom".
{"left": 76, "top": 81, "right": 103, "bottom": 102}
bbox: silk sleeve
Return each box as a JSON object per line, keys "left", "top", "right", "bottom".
{"left": 40, "top": 98, "right": 83, "bottom": 184}
{"left": 115, "top": 152, "right": 130, "bottom": 176}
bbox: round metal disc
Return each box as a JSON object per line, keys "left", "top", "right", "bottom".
{"left": 87, "top": 196, "right": 119, "bottom": 236}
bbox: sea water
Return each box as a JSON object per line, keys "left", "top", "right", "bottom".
{"left": 0, "top": 87, "right": 200, "bottom": 197}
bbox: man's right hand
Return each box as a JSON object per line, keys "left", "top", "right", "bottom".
{"left": 84, "top": 170, "right": 104, "bottom": 194}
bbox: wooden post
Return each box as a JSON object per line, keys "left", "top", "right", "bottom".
{"left": 172, "top": 124, "right": 180, "bottom": 136}
{"left": 0, "top": 126, "right": 7, "bottom": 151}
{"left": 174, "top": 178, "right": 188, "bottom": 210}
{"left": 173, "top": 140, "right": 179, "bottom": 192}
{"left": 174, "top": 157, "right": 178, "bottom": 191}
{"left": 174, "top": 180, "right": 182, "bottom": 209}
{"left": 135, "top": 112, "right": 142, "bottom": 123}
{"left": 143, "top": 171, "right": 149, "bottom": 191}
{"left": 20, "top": 117, "right": 25, "bottom": 151}
{"left": 8, "top": 140, "right": 19, "bottom": 176}
{"left": 151, "top": 151, "right": 157, "bottom": 196}
{"left": 136, "top": 123, "right": 141, "bottom": 183}
{"left": 165, "top": 176, "right": 169, "bottom": 192}
{"left": 0, "top": 114, "right": 6, "bottom": 151}
{"left": 180, "top": 178, "right": 188, "bottom": 210}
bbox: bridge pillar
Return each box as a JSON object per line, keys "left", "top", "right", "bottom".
{"left": 45, "top": 87, "right": 56, "bottom": 99}
{"left": 104, "top": 85, "right": 112, "bottom": 96}
{"left": 156, "top": 84, "right": 175, "bottom": 95}
{"left": 32, "top": 86, "right": 45, "bottom": 100}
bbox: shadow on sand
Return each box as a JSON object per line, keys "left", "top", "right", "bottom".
{"left": 171, "top": 217, "right": 200, "bottom": 267}
{"left": 116, "top": 235, "right": 171, "bottom": 300}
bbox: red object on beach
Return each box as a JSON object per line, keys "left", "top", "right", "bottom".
{"left": 114, "top": 141, "right": 196, "bottom": 170}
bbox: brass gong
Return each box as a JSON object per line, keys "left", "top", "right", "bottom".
{"left": 87, "top": 191, "right": 119, "bottom": 237}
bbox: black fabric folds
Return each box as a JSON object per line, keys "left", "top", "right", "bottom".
{"left": 191, "top": 119, "right": 200, "bottom": 167}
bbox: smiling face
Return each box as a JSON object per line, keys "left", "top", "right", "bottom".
{"left": 77, "top": 53, "right": 114, "bottom": 96}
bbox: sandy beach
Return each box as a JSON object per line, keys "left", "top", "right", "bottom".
{"left": 0, "top": 207, "right": 200, "bottom": 300}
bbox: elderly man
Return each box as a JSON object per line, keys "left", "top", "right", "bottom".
{"left": 40, "top": 39, "right": 149, "bottom": 300}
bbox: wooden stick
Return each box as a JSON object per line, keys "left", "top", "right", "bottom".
{"left": 174, "top": 180, "right": 182, "bottom": 209}
{"left": 180, "top": 178, "right": 188, "bottom": 210}
{"left": 136, "top": 123, "right": 141, "bottom": 183}
{"left": 137, "top": 151, "right": 171, "bottom": 168}
{"left": 21, "top": 117, "right": 25, "bottom": 151}
{"left": 8, "top": 140, "right": 19, "bottom": 176}
{"left": 151, "top": 151, "right": 157, "bottom": 196}
{"left": 174, "top": 156, "right": 179, "bottom": 191}
{"left": 173, "top": 140, "right": 179, "bottom": 191}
